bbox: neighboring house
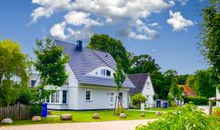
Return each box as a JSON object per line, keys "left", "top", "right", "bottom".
{"left": 30, "top": 73, "right": 39, "bottom": 87}
{"left": 179, "top": 85, "right": 197, "bottom": 97}
{"left": 127, "top": 73, "right": 155, "bottom": 108}
{"left": 217, "top": 89, "right": 220, "bottom": 107}
{"left": 32, "top": 39, "right": 135, "bottom": 110}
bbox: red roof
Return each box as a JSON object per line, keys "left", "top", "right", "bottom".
{"left": 183, "top": 85, "right": 197, "bottom": 97}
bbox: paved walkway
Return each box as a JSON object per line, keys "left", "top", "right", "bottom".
{"left": 0, "top": 119, "right": 156, "bottom": 130}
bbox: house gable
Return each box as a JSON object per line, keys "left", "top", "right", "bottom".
{"left": 141, "top": 75, "right": 155, "bottom": 96}
{"left": 66, "top": 63, "right": 78, "bottom": 87}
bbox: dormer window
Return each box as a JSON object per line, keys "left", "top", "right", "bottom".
{"left": 101, "top": 69, "right": 111, "bottom": 77}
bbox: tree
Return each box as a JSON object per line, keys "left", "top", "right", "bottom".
{"left": 34, "top": 37, "right": 69, "bottom": 102}
{"left": 199, "top": 0, "right": 220, "bottom": 89}
{"left": 151, "top": 70, "right": 178, "bottom": 100}
{"left": 186, "top": 69, "right": 216, "bottom": 98}
{"left": 169, "top": 78, "right": 184, "bottom": 106}
{"left": 131, "top": 94, "right": 147, "bottom": 109}
{"left": 87, "top": 34, "right": 130, "bottom": 72}
{"left": 0, "top": 40, "right": 29, "bottom": 106}
{"left": 113, "top": 62, "right": 125, "bottom": 115}
{"left": 128, "top": 54, "right": 160, "bottom": 74}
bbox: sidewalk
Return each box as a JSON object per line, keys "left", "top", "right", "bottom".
{"left": 0, "top": 119, "right": 156, "bottom": 130}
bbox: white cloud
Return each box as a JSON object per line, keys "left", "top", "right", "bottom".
{"left": 31, "top": 0, "right": 175, "bottom": 40}
{"left": 175, "top": 0, "right": 188, "bottom": 6}
{"left": 49, "top": 22, "right": 67, "bottom": 40}
{"left": 148, "top": 22, "right": 159, "bottom": 27}
{"left": 64, "top": 11, "right": 103, "bottom": 27}
{"left": 31, "top": 0, "right": 71, "bottom": 23}
{"left": 167, "top": 10, "right": 194, "bottom": 31}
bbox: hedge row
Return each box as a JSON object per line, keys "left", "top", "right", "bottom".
{"left": 183, "top": 96, "right": 208, "bottom": 105}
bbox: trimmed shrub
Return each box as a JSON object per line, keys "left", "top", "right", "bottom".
{"left": 131, "top": 94, "right": 147, "bottom": 109}
{"left": 183, "top": 96, "right": 208, "bottom": 105}
{"left": 136, "top": 103, "right": 220, "bottom": 130}
{"left": 30, "top": 104, "right": 42, "bottom": 116}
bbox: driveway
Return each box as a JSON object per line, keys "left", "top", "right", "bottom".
{"left": 0, "top": 119, "right": 155, "bottom": 130}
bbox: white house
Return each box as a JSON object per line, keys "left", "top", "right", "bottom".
{"left": 127, "top": 73, "right": 155, "bottom": 108}
{"left": 31, "top": 40, "right": 135, "bottom": 110}
{"left": 217, "top": 89, "right": 220, "bottom": 107}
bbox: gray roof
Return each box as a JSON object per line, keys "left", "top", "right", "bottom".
{"left": 54, "top": 39, "right": 135, "bottom": 88}
{"left": 128, "top": 73, "right": 149, "bottom": 94}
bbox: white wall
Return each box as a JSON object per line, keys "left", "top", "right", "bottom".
{"left": 66, "top": 63, "right": 78, "bottom": 87}
{"left": 67, "top": 86, "right": 78, "bottom": 109}
{"left": 142, "top": 76, "right": 155, "bottom": 108}
{"left": 217, "top": 88, "right": 220, "bottom": 107}
{"left": 77, "top": 85, "right": 129, "bottom": 110}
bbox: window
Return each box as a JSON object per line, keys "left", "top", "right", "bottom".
{"left": 106, "top": 70, "right": 111, "bottom": 76}
{"left": 110, "top": 92, "right": 114, "bottom": 102}
{"left": 31, "top": 80, "right": 36, "bottom": 87}
{"left": 62, "top": 91, "right": 67, "bottom": 103}
{"left": 100, "top": 69, "right": 111, "bottom": 77}
{"left": 51, "top": 91, "right": 59, "bottom": 103}
{"left": 119, "top": 92, "right": 123, "bottom": 101}
{"left": 86, "top": 90, "right": 92, "bottom": 101}
{"left": 101, "top": 70, "right": 105, "bottom": 76}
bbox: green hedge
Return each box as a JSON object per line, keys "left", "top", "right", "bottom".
{"left": 136, "top": 103, "right": 220, "bottom": 130}
{"left": 183, "top": 96, "right": 208, "bottom": 105}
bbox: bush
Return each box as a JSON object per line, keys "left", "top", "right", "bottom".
{"left": 183, "top": 96, "right": 208, "bottom": 105}
{"left": 136, "top": 103, "right": 220, "bottom": 130}
{"left": 16, "top": 87, "right": 34, "bottom": 105}
{"left": 30, "top": 104, "right": 42, "bottom": 116}
{"left": 131, "top": 94, "right": 147, "bottom": 109}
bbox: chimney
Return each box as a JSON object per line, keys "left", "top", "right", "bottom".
{"left": 76, "top": 40, "right": 82, "bottom": 51}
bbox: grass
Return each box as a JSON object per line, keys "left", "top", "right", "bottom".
{"left": 145, "top": 107, "right": 177, "bottom": 112}
{"left": 0, "top": 110, "right": 159, "bottom": 126}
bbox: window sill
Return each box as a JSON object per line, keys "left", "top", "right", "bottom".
{"left": 85, "top": 100, "right": 93, "bottom": 102}
{"left": 48, "top": 103, "right": 68, "bottom": 105}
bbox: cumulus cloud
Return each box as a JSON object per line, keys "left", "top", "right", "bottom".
{"left": 167, "top": 10, "right": 193, "bottom": 31}
{"left": 49, "top": 22, "right": 67, "bottom": 40}
{"left": 31, "top": 0, "right": 71, "bottom": 23}
{"left": 31, "top": 0, "right": 175, "bottom": 40}
{"left": 64, "top": 11, "right": 103, "bottom": 27}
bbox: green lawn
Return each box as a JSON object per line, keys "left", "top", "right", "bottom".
{"left": 0, "top": 110, "right": 159, "bottom": 126}
{"left": 145, "top": 107, "right": 177, "bottom": 112}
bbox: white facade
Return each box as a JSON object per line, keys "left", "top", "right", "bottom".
{"left": 46, "top": 63, "right": 130, "bottom": 110}
{"left": 217, "top": 88, "right": 220, "bottom": 107}
{"left": 141, "top": 76, "right": 155, "bottom": 108}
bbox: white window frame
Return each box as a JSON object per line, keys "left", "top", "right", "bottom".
{"left": 85, "top": 89, "right": 93, "bottom": 102}
{"left": 50, "top": 91, "right": 60, "bottom": 104}
{"left": 100, "top": 69, "right": 111, "bottom": 77}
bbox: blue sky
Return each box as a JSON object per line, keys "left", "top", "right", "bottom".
{"left": 0, "top": 0, "right": 209, "bottom": 74}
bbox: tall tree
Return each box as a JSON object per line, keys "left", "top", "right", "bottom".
{"left": 169, "top": 78, "right": 184, "bottom": 106}
{"left": 199, "top": 0, "right": 220, "bottom": 89}
{"left": 186, "top": 69, "right": 216, "bottom": 98}
{"left": 128, "top": 54, "right": 160, "bottom": 74}
{"left": 34, "top": 37, "right": 69, "bottom": 102}
{"left": 113, "top": 62, "right": 125, "bottom": 115}
{"left": 0, "top": 40, "right": 29, "bottom": 106}
{"left": 87, "top": 34, "right": 130, "bottom": 72}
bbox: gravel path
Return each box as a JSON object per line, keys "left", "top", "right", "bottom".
{"left": 0, "top": 119, "right": 155, "bottom": 130}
